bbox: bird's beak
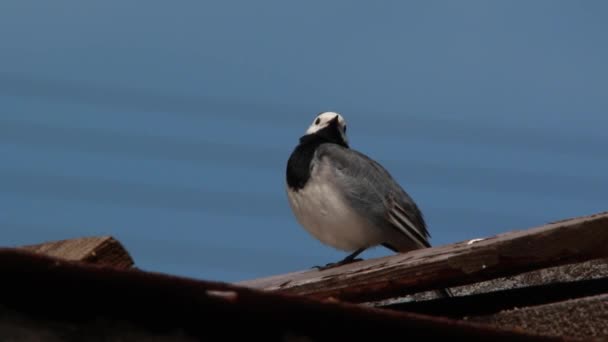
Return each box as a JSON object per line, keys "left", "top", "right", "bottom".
{"left": 331, "top": 115, "right": 348, "bottom": 146}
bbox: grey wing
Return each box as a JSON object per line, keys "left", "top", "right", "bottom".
{"left": 315, "top": 143, "right": 431, "bottom": 249}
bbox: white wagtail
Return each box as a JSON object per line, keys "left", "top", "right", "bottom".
{"left": 285, "top": 112, "right": 452, "bottom": 297}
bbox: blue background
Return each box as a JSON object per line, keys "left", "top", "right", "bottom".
{"left": 1, "top": 1, "right": 607, "bottom": 283}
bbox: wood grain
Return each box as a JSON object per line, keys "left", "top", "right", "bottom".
{"left": 237, "top": 211, "right": 608, "bottom": 303}
{"left": 19, "top": 236, "right": 134, "bottom": 269}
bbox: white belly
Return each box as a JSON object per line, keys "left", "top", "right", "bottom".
{"left": 286, "top": 179, "right": 384, "bottom": 252}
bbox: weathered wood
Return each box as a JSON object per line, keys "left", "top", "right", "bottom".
{"left": 370, "top": 257, "right": 608, "bottom": 307}
{"left": 0, "top": 248, "right": 565, "bottom": 342}
{"left": 237, "top": 211, "right": 608, "bottom": 303}
{"left": 18, "top": 236, "right": 134, "bottom": 269}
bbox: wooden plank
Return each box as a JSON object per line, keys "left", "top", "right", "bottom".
{"left": 0, "top": 248, "right": 570, "bottom": 342}
{"left": 370, "top": 256, "right": 608, "bottom": 308}
{"left": 237, "top": 211, "right": 608, "bottom": 303}
{"left": 18, "top": 236, "right": 134, "bottom": 269}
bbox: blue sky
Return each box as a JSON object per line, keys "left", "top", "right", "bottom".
{"left": 1, "top": 1, "right": 607, "bottom": 282}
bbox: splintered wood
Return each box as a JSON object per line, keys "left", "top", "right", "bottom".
{"left": 19, "top": 236, "right": 134, "bottom": 269}
{"left": 237, "top": 212, "right": 608, "bottom": 303}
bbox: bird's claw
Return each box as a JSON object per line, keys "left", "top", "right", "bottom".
{"left": 312, "top": 258, "right": 363, "bottom": 271}
{"left": 312, "top": 262, "right": 339, "bottom": 271}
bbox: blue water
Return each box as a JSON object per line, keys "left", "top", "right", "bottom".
{"left": 1, "top": 1, "right": 607, "bottom": 283}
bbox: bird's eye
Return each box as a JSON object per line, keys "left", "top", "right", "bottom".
{"left": 343, "top": 125, "right": 347, "bottom": 133}
{"left": 315, "top": 118, "right": 321, "bottom": 125}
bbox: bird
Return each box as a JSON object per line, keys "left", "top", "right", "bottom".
{"left": 285, "top": 111, "right": 452, "bottom": 297}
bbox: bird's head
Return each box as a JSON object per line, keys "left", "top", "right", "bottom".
{"left": 304, "top": 111, "right": 349, "bottom": 147}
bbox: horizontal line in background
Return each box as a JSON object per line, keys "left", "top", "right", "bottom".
{"left": 0, "top": 118, "right": 278, "bottom": 168}
{"left": 0, "top": 71, "right": 297, "bottom": 124}
{"left": 0, "top": 168, "right": 283, "bottom": 218}
{"left": 126, "top": 235, "right": 317, "bottom": 275}
{"left": 0, "top": 220, "right": 314, "bottom": 262}
{"left": 1, "top": 118, "right": 606, "bottom": 202}
{"left": 0, "top": 210, "right": 545, "bottom": 271}
{"left": 0, "top": 168, "right": 585, "bottom": 226}
{"left": 1, "top": 71, "right": 606, "bottom": 160}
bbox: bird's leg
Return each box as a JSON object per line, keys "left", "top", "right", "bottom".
{"left": 341, "top": 248, "right": 366, "bottom": 263}
{"left": 313, "top": 248, "right": 366, "bottom": 271}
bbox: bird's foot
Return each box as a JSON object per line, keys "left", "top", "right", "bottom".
{"left": 312, "top": 257, "right": 363, "bottom": 271}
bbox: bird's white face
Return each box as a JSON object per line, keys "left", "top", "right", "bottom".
{"left": 305, "top": 111, "right": 348, "bottom": 144}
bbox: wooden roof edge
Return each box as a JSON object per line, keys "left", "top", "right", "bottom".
{"left": 0, "top": 247, "right": 563, "bottom": 341}
{"left": 236, "top": 210, "right": 608, "bottom": 303}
